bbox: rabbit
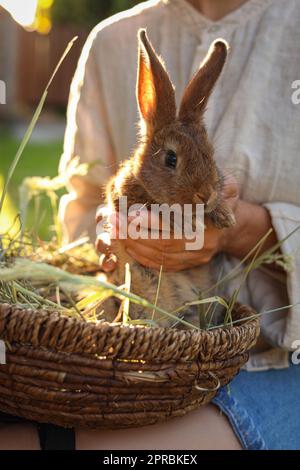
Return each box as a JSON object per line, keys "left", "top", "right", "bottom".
{"left": 103, "top": 29, "right": 235, "bottom": 328}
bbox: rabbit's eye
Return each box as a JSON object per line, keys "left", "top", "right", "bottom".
{"left": 165, "top": 150, "right": 177, "bottom": 169}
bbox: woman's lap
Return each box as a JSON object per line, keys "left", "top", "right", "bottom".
{"left": 0, "top": 423, "right": 39, "bottom": 450}
{"left": 1, "top": 363, "right": 299, "bottom": 449}
{"left": 0, "top": 404, "right": 241, "bottom": 450}
{"left": 75, "top": 404, "right": 241, "bottom": 450}
{"left": 212, "top": 361, "right": 300, "bottom": 450}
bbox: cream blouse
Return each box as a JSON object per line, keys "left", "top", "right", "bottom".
{"left": 59, "top": 0, "right": 300, "bottom": 368}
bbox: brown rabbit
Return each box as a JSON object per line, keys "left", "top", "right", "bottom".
{"left": 104, "top": 29, "right": 235, "bottom": 328}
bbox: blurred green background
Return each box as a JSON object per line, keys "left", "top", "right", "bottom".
{"left": 52, "top": 0, "right": 139, "bottom": 28}
{"left": 0, "top": 133, "right": 63, "bottom": 239}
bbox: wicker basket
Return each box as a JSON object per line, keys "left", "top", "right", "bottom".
{"left": 0, "top": 302, "right": 259, "bottom": 429}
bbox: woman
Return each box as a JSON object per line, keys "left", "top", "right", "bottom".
{"left": 1, "top": 0, "right": 300, "bottom": 450}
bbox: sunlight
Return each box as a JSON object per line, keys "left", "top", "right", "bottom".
{"left": 0, "top": 0, "right": 38, "bottom": 27}
{"left": 0, "top": 175, "right": 18, "bottom": 236}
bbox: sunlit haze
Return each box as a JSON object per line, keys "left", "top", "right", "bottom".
{"left": 0, "top": 0, "right": 38, "bottom": 27}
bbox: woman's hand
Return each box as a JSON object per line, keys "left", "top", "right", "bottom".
{"left": 96, "top": 174, "right": 244, "bottom": 272}
{"left": 96, "top": 172, "right": 279, "bottom": 272}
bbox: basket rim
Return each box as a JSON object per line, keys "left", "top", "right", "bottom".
{"left": 0, "top": 301, "right": 260, "bottom": 363}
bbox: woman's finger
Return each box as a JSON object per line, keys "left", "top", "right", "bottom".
{"left": 125, "top": 238, "right": 212, "bottom": 271}
{"left": 95, "top": 231, "right": 111, "bottom": 253}
{"left": 99, "top": 253, "right": 118, "bottom": 273}
{"left": 126, "top": 248, "right": 165, "bottom": 271}
{"left": 95, "top": 237, "right": 108, "bottom": 254}
{"left": 126, "top": 245, "right": 204, "bottom": 272}
{"left": 123, "top": 237, "right": 190, "bottom": 266}
{"left": 221, "top": 172, "right": 239, "bottom": 201}
{"left": 125, "top": 234, "right": 186, "bottom": 253}
{"left": 124, "top": 238, "right": 166, "bottom": 264}
{"left": 96, "top": 205, "right": 112, "bottom": 224}
{"left": 114, "top": 212, "right": 196, "bottom": 254}
{"left": 128, "top": 206, "right": 162, "bottom": 230}
{"left": 96, "top": 232, "right": 118, "bottom": 272}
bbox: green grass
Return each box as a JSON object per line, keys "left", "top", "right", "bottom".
{"left": 0, "top": 130, "right": 64, "bottom": 239}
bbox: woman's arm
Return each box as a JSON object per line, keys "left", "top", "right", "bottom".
{"left": 59, "top": 31, "right": 116, "bottom": 244}
{"left": 221, "top": 199, "right": 278, "bottom": 260}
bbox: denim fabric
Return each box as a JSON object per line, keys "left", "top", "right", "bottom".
{"left": 212, "top": 362, "right": 300, "bottom": 450}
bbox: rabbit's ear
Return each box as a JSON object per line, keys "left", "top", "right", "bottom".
{"left": 137, "top": 29, "right": 176, "bottom": 131}
{"left": 179, "top": 39, "right": 228, "bottom": 123}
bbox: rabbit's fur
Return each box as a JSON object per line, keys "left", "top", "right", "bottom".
{"left": 104, "top": 30, "right": 235, "bottom": 328}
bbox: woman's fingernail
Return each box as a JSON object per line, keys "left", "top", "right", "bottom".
{"left": 100, "top": 254, "right": 117, "bottom": 272}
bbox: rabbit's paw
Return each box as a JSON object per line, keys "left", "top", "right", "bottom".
{"left": 210, "top": 204, "right": 236, "bottom": 229}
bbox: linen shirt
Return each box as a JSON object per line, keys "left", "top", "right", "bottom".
{"left": 59, "top": 0, "right": 300, "bottom": 368}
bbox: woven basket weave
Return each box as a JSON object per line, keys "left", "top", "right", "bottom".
{"left": 0, "top": 302, "right": 259, "bottom": 429}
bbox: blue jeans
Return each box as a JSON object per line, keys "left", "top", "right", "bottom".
{"left": 212, "top": 362, "right": 300, "bottom": 450}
